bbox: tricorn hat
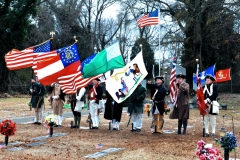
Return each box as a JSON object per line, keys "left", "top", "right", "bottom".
{"left": 176, "top": 73, "right": 186, "bottom": 79}
{"left": 154, "top": 76, "right": 164, "bottom": 83}
{"left": 205, "top": 74, "right": 216, "bottom": 81}
{"left": 94, "top": 78, "right": 101, "bottom": 81}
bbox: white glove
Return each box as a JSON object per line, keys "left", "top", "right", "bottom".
{"left": 76, "top": 96, "right": 81, "bottom": 101}
{"left": 30, "top": 89, "right": 33, "bottom": 92}
{"left": 52, "top": 95, "right": 59, "bottom": 100}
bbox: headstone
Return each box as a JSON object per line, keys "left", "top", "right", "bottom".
{"left": 25, "top": 142, "right": 46, "bottom": 147}
{"left": 7, "top": 141, "right": 24, "bottom": 146}
{"left": 83, "top": 148, "right": 124, "bottom": 159}
{"left": 5, "top": 147, "right": 26, "bottom": 151}
{"left": 32, "top": 132, "right": 67, "bottom": 141}
{"left": 163, "top": 130, "right": 175, "bottom": 134}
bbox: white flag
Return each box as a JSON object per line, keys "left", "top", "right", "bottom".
{"left": 105, "top": 51, "right": 148, "bottom": 103}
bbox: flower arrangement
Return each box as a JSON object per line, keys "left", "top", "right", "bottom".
{"left": 195, "top": 140, "right": 223, "bottom": 160}
{"left": 44, "top": 114, "right": 57, "bottom": 127}
{"left": 0, "top": 119, "right": 17, "bottom": 136}
{"left": 218, "top": 132, "right": 238, "bottom": 152}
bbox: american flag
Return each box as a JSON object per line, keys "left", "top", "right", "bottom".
{"left": 58, "top": 53, "right": 102, "bottom": 94}
{"left": 5, "top": 40, "right": 52, "bottom": 70}
{"left": 196, "top": 63, "right": 207, "bottom": 116}
{"left": 137, "top": 9, "right": 159, "bottom": 28}
{"left": 95, "top": 143, "right": 102, "bottom": 149}
{"left": 170, "top": 55, "right": 177, "bottom": 107}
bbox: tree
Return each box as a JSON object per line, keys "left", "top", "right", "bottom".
{"left": 0, "top": 0, "right": 39, "bottom": 92}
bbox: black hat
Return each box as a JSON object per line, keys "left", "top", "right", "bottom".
{"left": 94, "top": 78, "right": 101, "bottom": 81}
{"left": 205, "top": 74, "right": 216, "bottom": 81}
{"left": 176, "top": 73, "right": 186, "bottom": 79}
{"left": 154, "top": 76, "right": 164, "bottom": 83}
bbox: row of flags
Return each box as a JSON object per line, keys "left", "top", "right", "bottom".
{"left": 193, "top": 65, "right": 231, "bottom": 83}
{"left": 5, "top": 40, "right": 126, "bottom": 95}
{"left": 5, "top": 38, "right": 148, "bottom": 102}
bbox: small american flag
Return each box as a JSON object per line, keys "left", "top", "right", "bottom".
{"left": 137, "top": 9, "right": 159, "bottom": 28}
{"left": 170, "top": 55, "right": 177, "bottom": 107}
{"left": 0, "top": 143, "right": 5, "bottom": 149}
{"left": 5, "top": 40, "right": 52, "bottom": 70}
{"left": 95, "top": 143, "right": 102, "bottom": 149}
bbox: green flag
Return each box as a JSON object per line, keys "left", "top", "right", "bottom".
{"left": 82, "top": 42, "right": 124, "bottom": 78}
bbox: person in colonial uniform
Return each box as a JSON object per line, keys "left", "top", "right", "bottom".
{"left": 30, "top": 76, "right": 45, "bottom": 125}
{"left": 69, "top": 88, "right": 86, "bottom": 128}
{"left": 170, "top": 73, "right": 189, "bottom": 135}
{"left": 49, "top": 81, "right": 65, "bottom": 127}
{"left": 88, "top": 78, "right": 103, "bottom": 129}
{"left": 104, "top": 91, "right": 124, "bottom": 130}
{"left": 127, "top": 83, "right": 146, "bottom": 132}
{"left": 203, "top": 74, "right": 218, "bottom": 137}
{"left": 147, "top": 76, "right": 168, "bottom": 133}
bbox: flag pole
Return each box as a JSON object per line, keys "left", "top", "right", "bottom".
{"left": 158, "top": 6, "right": 161, "bottom": 76}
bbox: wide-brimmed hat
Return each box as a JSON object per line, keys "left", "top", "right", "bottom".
{"left": 176, "top": 73, "right": 186, "bottom": 79}
{"left": 154, "top": 76, "right": 164, "bottom": 83}
{"left": 205, "top": 74, "right": 216, "bottom": 81}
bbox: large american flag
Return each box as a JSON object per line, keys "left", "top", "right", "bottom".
{"left": 170, "top": 55, "right": 177, "bottom": 107}
{"left": 58, "top": 53, "right": 102, "bottom": 94}
{"left": 137, "top": 9, "right": 159, "bottom": 28}
{"left": 5, "top": 40, "right": 52, "bottom": 70}
{"left": 196, "top": 63, "right": 207, "bottom": 116}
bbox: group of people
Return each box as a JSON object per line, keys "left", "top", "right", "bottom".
{"left": 29, "top": 72, "right": 218, "bottom": 136}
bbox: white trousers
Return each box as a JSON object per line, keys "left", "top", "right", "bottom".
{"left": 56, "top": 115, "right": 63, "bottom": 125}
{"left": 35, "top": 107, "right": 42, "bottom": 123}
{"left": 204, "top": 113, "right": 216, "bottom": 134}
{"left": 90, "top": 102, "right": 100, "bottom": 127}
{"left": 131, "top": 112, "right": 142, "bottom": 129}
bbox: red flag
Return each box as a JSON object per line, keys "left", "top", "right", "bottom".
{"left": 196, "top": 65, "right": 207, "bottom": 116}
{"left": 170, "top": 55, "right": 177, "bottom": 106}
{"left": 137, "top": 9, "right": 159, "bottom": 28}
{"left": 5, "top": 40, "right": 52, "bottom": 70}
{"left": 215, "top": 68, "right": 231, "bottom": 82}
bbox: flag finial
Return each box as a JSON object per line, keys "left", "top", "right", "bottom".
{"left": 50, "top": 31, "right": 55, "bottom": 38}
{"left": 140, "top": 44, "right": 143, "bottom": 51}
{"left": 73, "top": 36, "right": 78, "bottom": 43}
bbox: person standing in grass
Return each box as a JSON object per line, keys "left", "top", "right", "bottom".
{"left": 30, "top": 76, "right": 45, "bottom": 125}
{"left": 127, "top": 83, "right": 146, "bottom": 132}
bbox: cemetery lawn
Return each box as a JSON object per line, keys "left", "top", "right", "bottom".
{"left": 0, "top": 96, "right": 239, "bottom": 160}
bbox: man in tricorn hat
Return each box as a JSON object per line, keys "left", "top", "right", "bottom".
{"left": 170, "top": 73, "right": 189, "bottom": 135}
{"left": 147, "top": 76, "right": 168, "bottom": 133}
{"left": 88, "top": 78, "right": 103, "bottom": 129}
{"left": 203, "top": 74, "right": 218, "bottom": 137}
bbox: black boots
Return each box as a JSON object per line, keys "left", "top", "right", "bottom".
{"left": 176, "top": 119, "right": 182, "bottom": 134}
{"left": 182, "top": 120, "right": 188, "bottom": 135}
{"left": 73, "top": 114, "right": 81, "bottom": 129}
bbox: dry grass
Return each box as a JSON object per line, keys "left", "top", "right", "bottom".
{"left": 0, "top": 96, "right": 239, "bottom": 160}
